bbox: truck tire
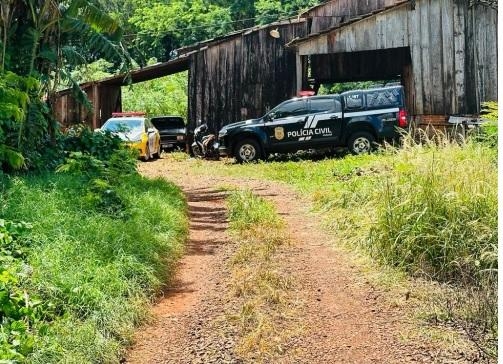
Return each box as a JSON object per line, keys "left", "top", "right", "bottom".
{"left": 234, "top": 138, "right": 260, "bottom": 163}
{"left": 347, "top": 132, "right": 375, "bottom": 155}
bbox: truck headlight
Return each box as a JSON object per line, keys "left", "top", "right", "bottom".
{"left": 219, "top": 129, "right": 227, "bottom": 137}
{"left": 177, "top": 135, "right": 185, "bottom": 141}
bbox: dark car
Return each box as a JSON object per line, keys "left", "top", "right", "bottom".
{"left": 150, "top": 116, "right": 187, "bottom": 151}
{"left": 218, "top": 86, "right": 408, "bottom": 163}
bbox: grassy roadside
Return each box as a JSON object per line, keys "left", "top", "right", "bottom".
{"left": 0, "top": 171, "right": 188, "bottom": 362}
{"left": 226, "top": 190, "right": 298, "bottom": 361}
{"left": 168, "top": 134, "right": 497, "bottom": 359}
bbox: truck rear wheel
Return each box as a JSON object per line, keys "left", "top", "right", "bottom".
{"left": 348, "top": 132, "right": 375, "bottom": 155}
{"left": 234, "top": 138, "right": 260, "bottom": 163}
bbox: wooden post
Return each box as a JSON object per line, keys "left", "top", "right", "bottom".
{"left": 91, "top": 83, "right": 100, "bottom": 130}
{"left": 296, "top": 51, "right": 303, "bottom": 93}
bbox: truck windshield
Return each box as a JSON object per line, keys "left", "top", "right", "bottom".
{"left": 151, "top": 117, "right": 185, "bottom": 129}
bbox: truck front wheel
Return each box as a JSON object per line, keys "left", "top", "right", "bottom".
{"left": 347, "top": 132, "right": 376, "bottom": 155}
{"left": 234, "top": 138, "right": 260, "bottom": 163}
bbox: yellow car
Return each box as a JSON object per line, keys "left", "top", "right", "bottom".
{"left": 100, "top": 113, "right": 161, "bottom": 161}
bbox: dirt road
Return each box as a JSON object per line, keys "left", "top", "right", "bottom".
{"left": 126, "top": 158, "right": 467, "bottom": 363}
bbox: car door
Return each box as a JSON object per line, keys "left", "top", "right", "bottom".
{"left": 264, "top": 99, "right": 310, "bottom": 151}
{"left": 305, "top": 97, "right": 343, "bottom": 147}
{"left": 145, "top": 119, "right": 158, "bottom": 155}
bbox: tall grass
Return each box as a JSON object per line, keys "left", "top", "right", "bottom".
{"left": 178, "top": 129, "right": 497, "bottom": 357}
{"left": 369, "top": 138, "right": 497, "bottom": 282}
{"left": 0, "top": 172, "right": 188, "bottom": 362}
{"left": 368, "top": 136, "right": 497, "bottom": 357}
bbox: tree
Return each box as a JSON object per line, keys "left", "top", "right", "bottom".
{"left": 0, "top": 0, "right": 130, "bottom": 169}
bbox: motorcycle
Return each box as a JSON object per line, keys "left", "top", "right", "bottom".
{"left": 191, "top": 123, "right": 220, "bottom": 160}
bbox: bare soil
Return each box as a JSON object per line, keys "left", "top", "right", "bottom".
{"left": 126, "top": 157, "right": 477, "bottom": 364}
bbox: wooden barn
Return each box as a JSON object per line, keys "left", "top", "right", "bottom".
{"left": 289, "top": 0, "right": 498, "bottom": 126}
{"left": 54, "top": 0, "right": 497, "bottom": 132}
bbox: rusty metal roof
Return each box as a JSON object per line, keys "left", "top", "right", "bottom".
{"left": 56, "top": 55, "right": 191, "bottom": 96}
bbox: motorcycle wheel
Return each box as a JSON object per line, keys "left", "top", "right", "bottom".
{"left": 192, "top": 144, "right": 203, "bottom": 158}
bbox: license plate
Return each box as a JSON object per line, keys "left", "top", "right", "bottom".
{"left": 162, "top": 143, "right": 174, "bottom": 148}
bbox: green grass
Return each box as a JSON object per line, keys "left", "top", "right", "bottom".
{"left": 167, "top": 135, "right": 498, "bottom": 358}
{"left": 226, "top": 190, "right": 297, "bottom": 360}
{"left": 0, "top": 171, "right": 188, "bottom": 362}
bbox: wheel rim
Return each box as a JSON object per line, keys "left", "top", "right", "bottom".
{"left": 238, "top": 143, "right": 257, "bottom": 161}
{"left": 353, "top": 137, "right": 371, "bottom": 154}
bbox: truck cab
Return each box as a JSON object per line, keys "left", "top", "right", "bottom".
{"left": 218, "top": 85, "right": 408, "bottom": 163}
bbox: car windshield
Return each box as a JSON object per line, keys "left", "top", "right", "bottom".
{"left": 102, "top": 118, "right": 143, "bottom": 132}
{"left": 151, "top": 117, "right": 185, "bottom": 129}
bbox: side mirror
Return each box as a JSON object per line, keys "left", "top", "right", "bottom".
{"left": 147, "top": 127, "right": 156, "bottom": 134}
{"left": 265, "top": 112, "right": 275, "bottom": 121}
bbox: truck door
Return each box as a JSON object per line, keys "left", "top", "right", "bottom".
{"left": 304, "top": 97, "right": 343, "bottom": 147}
{"left": 264, "top": 99, "right": 310, "bottom": 151}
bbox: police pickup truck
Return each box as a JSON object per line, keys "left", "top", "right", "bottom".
{"left": 217, "top": 86, "right": 408, "bottom": 163}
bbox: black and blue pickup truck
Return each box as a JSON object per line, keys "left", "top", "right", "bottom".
{"left": 217, "top": 85, "right": 409, "bottom": 163}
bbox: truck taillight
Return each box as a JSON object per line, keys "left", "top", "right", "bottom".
{"left": 398, "top": 109, "right": 408, "bottom": 128}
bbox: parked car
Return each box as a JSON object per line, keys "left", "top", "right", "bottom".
{"left": 150, "top": 115, "right": 187, "bottom": 151}
{"left": 99, "top": 112, "right": 161, "bottom": 161}
{"left": 218, "top": 85, "right": 409, "bottom": 162}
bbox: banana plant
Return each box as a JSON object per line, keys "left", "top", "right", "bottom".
{"left": 0, "top": 0, "right": 131, "bottom": 169}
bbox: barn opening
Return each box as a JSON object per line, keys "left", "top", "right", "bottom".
{"left": 54, "top": 57, "right": 190, "bottom": 130}
{"left": 121, "top": 71, "right": 189, "bottom": 122}
{"left": 301, "top": 47, "right": 413, "bottom": 111}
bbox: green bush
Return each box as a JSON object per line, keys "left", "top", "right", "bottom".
{"left": 0, "top": 168, "right": 188, "bottom": 362}
{"left": 475, "top": 101, "right": 498, "bottom": 148}
{"left": 368, "top": 143, "right": 497, "bottom": 282}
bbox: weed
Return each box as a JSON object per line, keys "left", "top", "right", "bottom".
{"left": 0, "top": 170, "right": 188, "bottom": 362}
{"left": 183, "top": 128, "right": 497, "bottom": 358}
{"left": 226, "top": 190, "right": 296, "bottom": 361}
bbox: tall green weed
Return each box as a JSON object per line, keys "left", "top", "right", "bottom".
{"left": 0, "top": 169, "right": 188, "bottom": 362}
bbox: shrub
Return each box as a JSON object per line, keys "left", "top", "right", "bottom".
{"left": 475, "top": 101, "right": 498, "bottom": 148}
{"left": 0, "top": 170, "right": 187, "bottom": 362}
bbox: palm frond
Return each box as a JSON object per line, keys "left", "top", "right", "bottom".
{"left": 59, "top": 68, "right": 92, "bottom": 111}
{"left": 61, "top": 45, "right": 87, "bottom": 66}
{"left": 0, "top": 144, "right": 25, "bottom": 170}
{"left": 64, "top": 0, "right": 122, "bottom": 39}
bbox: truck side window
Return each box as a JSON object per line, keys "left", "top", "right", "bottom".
{"left": 366, "top": 89, "right": 401, "bottom": 109}
{"left": 310, "top": 98, "right": 342, "bottom": 113}
{"left": 344, "top": 93, "right": 364, "bottom": 110}
{"left": 273, "top": 100, "right": 308, "bottom": 119}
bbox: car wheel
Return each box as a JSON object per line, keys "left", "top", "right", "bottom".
{"left": 142, "top": 143, "right": 150, "bottom": 161}
{"left": 234, "top": 138, "right": 260, "bottom": 163}
{"left": 347, "top": 132, "right": 376, "bottom": 155}
{"left": 153, "top": 141, "right": 161, "bottom": 159}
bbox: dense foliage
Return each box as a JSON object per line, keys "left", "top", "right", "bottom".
{"left": 98, "top": 0, "right": 320, "bottom": 64}
{"left": 122, "top": 71, "right": 189, "bottom": 119}
{"left": 0, "top": 132, "right": 187, "bottom": 361}
{"left": 0, "top": 0, "right": 131, "bottom": 170}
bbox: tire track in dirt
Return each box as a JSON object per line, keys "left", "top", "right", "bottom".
{"left": 126, "top": 182, "right": 234, "bottom": 363}
{"left": 127, "top": 158, "right": 466, "bottom": 363}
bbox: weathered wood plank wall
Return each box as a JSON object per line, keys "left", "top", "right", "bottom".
{"left": 305, "top": 0, "right": 405, "bottom": 34}
{"left": 54, "top": 84, "right": 95, "bottom": 128}
{"left": 187, "top": 21, "right": 307, "bottom": 133}
{"left": 295, "top": 0, "right": 498, "bottom": 116}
